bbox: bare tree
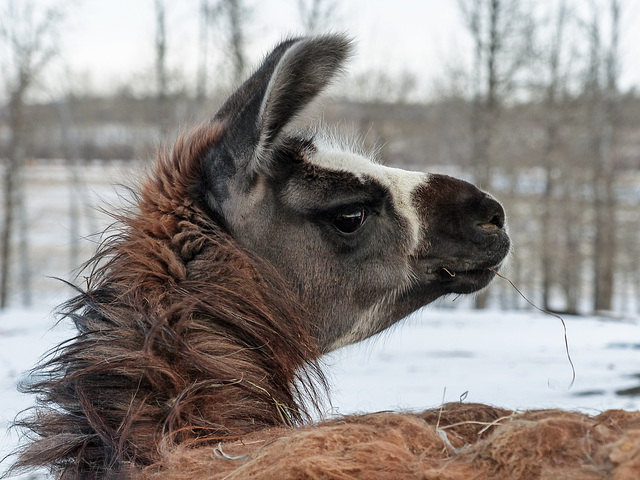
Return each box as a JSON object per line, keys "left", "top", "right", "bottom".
{"left": 53, "top": 94, "right": 98, "bottom": 273}
{"left": 0, "top": 0, "right": 64, "bottom": 309}
{"left": 458, "top": 0, "right": 535, "bottom": 190}
{"left": 298, "top": 0, "right": 339, "bottom": 33}
{"left": 196, "top": 0, "right": 252, "bottom": 90}
{"left": 588, "top": 0, "right": 621, "bottom": 313}
{"left": 154, "top": 0, "right": 170, "bottom": 138}
{"left": 347, "top": 69, "right": 418, "bottom": 105}
{"left": 197, "top": 0, "right": 211, "bottom": 102}
{"left": 457, "top": 0, "right": 535, "bottom": 308}
{"left": 197, "top": 0, "right": 216, "bottom": 102}
{"left": 538, "top": 0, "right": 569, "bottom": 311}
{"left": 221, "top": 0, "right": 248, "bottom": 84}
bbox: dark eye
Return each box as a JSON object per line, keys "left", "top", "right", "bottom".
{"left": 333, "top": 209, "right": 367, "bottom": 234}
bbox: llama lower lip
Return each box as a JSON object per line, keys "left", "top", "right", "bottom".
{"left": 437, "top": 266, "right": 498, "bottom": 293}
{"left": 439, "top": 266, "right": 493, "bottom": 276}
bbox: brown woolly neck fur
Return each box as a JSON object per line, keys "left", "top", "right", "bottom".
{"left": 13, "top": 124, "right": 325, "bottom": 479}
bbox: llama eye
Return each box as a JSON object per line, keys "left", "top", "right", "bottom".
{"left": 333, "top": 209, "right": 367, "bottom": 234}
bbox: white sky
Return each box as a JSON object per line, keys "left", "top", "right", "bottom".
{"left": 58, "top": 0, "right": 465, "bottom": 95}
{"left": 11, "top": 0, "right": 640, "bottom": 98}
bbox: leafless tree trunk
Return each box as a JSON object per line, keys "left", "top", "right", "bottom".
{"left": 0, "top": 1, "right": 63, "bottom": 309}
{"left": 1, "top": 89, "right": 26, "bottom": 309}
{"left": 560, "top": 174, "right": 584, "bottom": 315}
{"left": 17, "top": 160, "right": 31, "bottom": 306}
{"left": 221, "top": 0, "right": 247, "bottom": 84}
{"left": 197, "top": 0, "right": 212, "bottom": 102}
{"left": 539, "top": 0, "right": 568, "bottom": 311}
{"left": 154, "top": 0, "right": 170, "bottom": 138}
{"left": 457, "top": 0, "right": 534, "bottom": 308}
{"left": 55, "top": 98, "right": 97, "bottom": 272}
{"left": 585, "top": 0, "right": 620, "bottom": 313}
{"left": 636, "top": 254, "right": 640, "bottom": 315}
{"left": 461, "top": 0, "right": 495, "bottom": 309}
{"left": 461, "top": 0, "right": 516, "bottom": 190}
{"left": 298, "top": 0, "right": 339, "bottom": 33}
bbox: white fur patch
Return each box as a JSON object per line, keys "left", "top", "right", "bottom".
{"left": 309, "top": 146, "right": 427, "bottom": 253}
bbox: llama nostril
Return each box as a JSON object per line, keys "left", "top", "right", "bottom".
{"left": 489, "top": 212, "right": 504, "bottom": 229}
{"left": 476, "top": 204, "right": 505, "bottom": 233}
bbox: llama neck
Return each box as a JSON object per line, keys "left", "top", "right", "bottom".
{"left": 17, "top": 160, "right": 324, "bottom": 477}
{"left": 77, "top": 206, "right": 323, "bottom": 458}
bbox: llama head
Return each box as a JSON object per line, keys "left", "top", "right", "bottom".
{"left": 202, "top": 35, "right": 510, "bottom": 352}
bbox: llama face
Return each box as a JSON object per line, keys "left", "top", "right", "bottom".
{"left": 203, "top": 35, "right": 510, "bottom": 352}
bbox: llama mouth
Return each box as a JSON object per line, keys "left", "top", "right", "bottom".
{"left": 435, "top": 265, "right": 501, "bottom": 294}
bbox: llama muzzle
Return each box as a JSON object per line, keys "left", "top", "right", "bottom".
{"left": 413, "top": 173, "right": 511, "bottom": 293}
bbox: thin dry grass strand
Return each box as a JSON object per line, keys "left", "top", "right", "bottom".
{"left": 437, "top": 411, "right": 523, "bottom": 435}
{"left": 488, "top": 267, "right": 576, "bottom": 389}
{"left": 435, "top": 387, "right": 447, "bottom": 431}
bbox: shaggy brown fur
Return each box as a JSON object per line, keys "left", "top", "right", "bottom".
{"left": 14, "top": 125, "right": 324, "bottom": 478}
{"left": 145, "top": 403, "right": 640, "bottom": 480}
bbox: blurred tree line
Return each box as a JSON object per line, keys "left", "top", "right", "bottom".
{"left": 0, "top": 0, "right": 639, "bottom": 316}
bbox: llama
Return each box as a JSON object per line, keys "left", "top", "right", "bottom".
{"left": 18, "top": 33, "right": 622, "bottom": 479}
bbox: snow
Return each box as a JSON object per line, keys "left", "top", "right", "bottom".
{"left": 1, "top": 303, "right": 639, "bottom": 478}
{"left": 0, "top": 306, "right": 75, "bottom": 479}
{"left": 325, "top": 307, "right": 640, "bottom": 415}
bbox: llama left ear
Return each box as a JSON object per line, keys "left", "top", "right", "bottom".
{"left": 204, "top": 35, "right": 352, "bottom": 210}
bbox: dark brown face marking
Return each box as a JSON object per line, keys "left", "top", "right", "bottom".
{"left": 271, "top": 137, "right": 317, "bottom": 166}
{"left": 412, "top": 174, "right": 510, "bottom": 294}
{"left": 284, "top": 162, "right": 389, "bottom": 213}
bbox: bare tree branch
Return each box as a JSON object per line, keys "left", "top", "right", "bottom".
{"left": 221, "top": 0, "right": 248, "bottom": 84}
{"left": 0, "top": 0, "right": 65, "bottom": 309}
{"left": 154, "top": 0, "right": 171, "bottom": 137}
{"left": 298, "top": 0, "right": 339, "bottom": 33}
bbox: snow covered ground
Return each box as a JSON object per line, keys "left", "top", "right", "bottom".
{"left": 325, "top": 306, "right": 640, "bottom": 415}
{"left": 1, "top": 302, "right": 639, "bottom": 478}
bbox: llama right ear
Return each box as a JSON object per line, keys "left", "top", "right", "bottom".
{"left": 204, "top": 35, "right": 352, "bottom": 210}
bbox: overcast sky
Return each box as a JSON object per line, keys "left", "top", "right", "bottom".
{"left": 19, "top": 0, "right": 640, "bottom": 97}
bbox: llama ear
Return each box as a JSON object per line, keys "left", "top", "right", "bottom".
{"left": 204, "top": 35, "right": 352, "bottom": 209}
